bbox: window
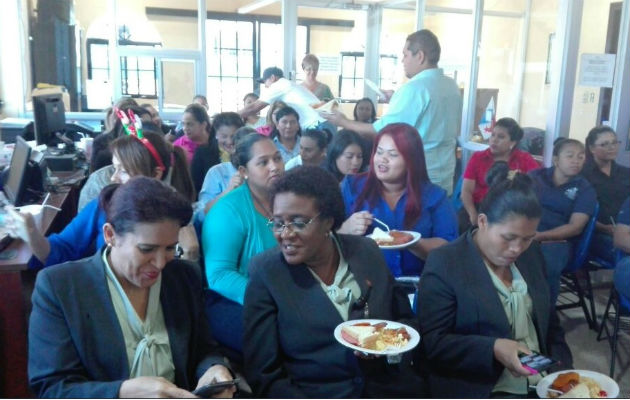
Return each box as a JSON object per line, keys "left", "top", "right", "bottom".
{"left": 86, "top": 39, "right": 109, "bottom": 82}
{"left": 206, "top": 18, "right": 308, "bottom": 113}
{"left": 86, "top": 38, "right": 159, "bottom": 109}
{"left": 340, "top": 53, "right": 363, "bottom": 100}
{"left": 207, "top": 20, "right": 255, "bottom": 113}
{"left": 120, "top": 56, "right": 157, "bottom": 98}
{"left": 339, "top": 52, "right": 398, "bottom": 100}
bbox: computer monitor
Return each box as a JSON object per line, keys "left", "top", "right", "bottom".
{"left": 33, "top": 92, "right": 66, "bottom": 146}
{"left": 3, "top": 136, "right": 32, "bottom": 206}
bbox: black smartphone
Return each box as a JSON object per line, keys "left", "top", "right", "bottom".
{"left": 192, "top": 378, "right": 240, "bottom": 398}
{"left": 519, "top": 352, "right": 559, "bottom": 373}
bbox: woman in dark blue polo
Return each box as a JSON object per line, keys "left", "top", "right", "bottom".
{"left": 529, "top": 138, "right": 596, "bottom": 304}
{"left": 339, "top": 123, "right": 458, "bottom": 277}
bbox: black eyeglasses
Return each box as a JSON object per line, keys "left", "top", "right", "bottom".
{"left": 267, "top": 214, "right": 320, "bottom": 233}
{"left": 595, "top": 140, "right": 621, "bottom": 149}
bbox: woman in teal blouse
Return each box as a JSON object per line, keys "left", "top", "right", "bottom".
{"left": 202, "top": 133, "right": 285, "bottom": 353}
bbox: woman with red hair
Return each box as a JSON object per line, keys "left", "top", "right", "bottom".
{"left": 339, "top": 123, "right": 458, "bottom": 276}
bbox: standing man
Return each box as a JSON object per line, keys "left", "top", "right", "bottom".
{"left": 238, "top": 67, "right": 336, "bottom": 135}
{"left": 325, "top": 29, "right": 462, "bottom": 194}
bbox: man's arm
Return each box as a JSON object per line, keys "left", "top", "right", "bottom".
{"left": 238, "top": 100, "right": 268, "bottom": 120}
{"left": 322, "top": 111, "right": 376, "bottom": 139}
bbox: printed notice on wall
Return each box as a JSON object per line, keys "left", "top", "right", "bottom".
{"left": 317, "top": 55, "right": 340, "bottom": 75}
{"left": 578, "top": 53, "right": 616, "bottom": 87}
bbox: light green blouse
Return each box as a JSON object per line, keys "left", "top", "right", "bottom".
{"left": 485, "top": 262, "right": 541, "bottom": 395}
{"left": 103, "top": 249, "right": 175, "bottom": 381}
{"left": 308, "top": 235, "right": 361, "bottom": 321}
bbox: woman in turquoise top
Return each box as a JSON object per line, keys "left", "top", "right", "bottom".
{"left": 202, "top": 133, "right": 284, "bottom": 353}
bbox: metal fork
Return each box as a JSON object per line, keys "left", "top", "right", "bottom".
{"left": 372, "top": 217, "right": 390, "bottom": 232}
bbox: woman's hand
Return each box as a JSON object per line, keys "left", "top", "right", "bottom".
{"left": 178, "top": 225, "right": 200, "bottom": 262}
{"left": 4, "top": 206, "right": 51, "bottom": 262}
{"left": 196, "top": 365, "right": 236, "bottom": 399}
{"left": 493, "top": 338, "right": 533, "bottom": 377}
{"left": 226, "top": 173, "right": 244, "bottom": 192}
{"left": 119, "top": 376, "right": 195, "bottom": 398}
{"left": 338, "top": 211, "right": 373, "bottom": 235}
{"left": 4, "top": 206, "right": 36, "bottom": 243}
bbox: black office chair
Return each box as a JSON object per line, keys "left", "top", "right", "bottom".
{"left": 556, "top": 203, "right": 599, "bottom": 330}
{"left": 596, "top": 252, "right": 629, "bottom": 378}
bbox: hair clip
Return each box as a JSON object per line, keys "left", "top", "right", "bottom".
{"left": 507, "top": 170, "right": 517, "bottom": 181}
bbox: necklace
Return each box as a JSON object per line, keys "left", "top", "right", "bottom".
{"left": 250, "top": 186, "right": 272, "bottom": 219}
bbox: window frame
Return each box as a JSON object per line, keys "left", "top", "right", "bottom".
{"left": 338, "top": 52, "right": 398, "bottom": 101}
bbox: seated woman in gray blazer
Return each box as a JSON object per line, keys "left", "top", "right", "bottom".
{"left": 28, "top": 177, "right": 236, "bottom": 398}
{"left": 243, "top": 166, "right": 425, "bottom": 398}
{"left": 417, "top": 162, "right": 573, "bottom": 398}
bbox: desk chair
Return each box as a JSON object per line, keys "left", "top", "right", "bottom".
{"left": 395, "top": 276, "right": 420, "bottom": 314}
{"left": 556, "top": 203, "right": 599, "bottom": 330}
{"left": 450, "top": 174, "right": 463, "bottom": 211}
{"left": 596, "top": 252, "right": 629, "bottom": 378}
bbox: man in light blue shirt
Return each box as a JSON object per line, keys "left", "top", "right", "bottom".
{"left": 325, "top": 30, "right": 462, "bottom": 194}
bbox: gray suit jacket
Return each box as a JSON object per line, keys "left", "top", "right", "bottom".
{"left": 417, "top": 231, "right": 573, "bottom": 398}
{"left": 243, "top": 234, "right": 425, "bottom": 398}
{"left": 28, "top": 250, "right": 227, "bottom": 398}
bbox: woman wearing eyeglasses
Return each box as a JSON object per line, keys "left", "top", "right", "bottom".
{"left": 582, "top": 126, "right": 630, "bottom": 264}
{"left": 202, "top": 133, "right": 284, "bottom": 353}
{"left": 243, "top": 166, "right": 424, "bottom": 398}
{"left": 6, "top": 131, "right": 199, "bottom": 269}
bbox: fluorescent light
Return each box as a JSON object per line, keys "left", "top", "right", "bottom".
{"left": 237, "top": 0, "right": 279, "bottom": 14}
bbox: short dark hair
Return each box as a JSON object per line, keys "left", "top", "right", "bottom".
{"left": 495, "top": 117, "right": 524, "bottom": 143}
{"left": 243, "top": 92, "right": 259, "bottom": 102}
{"left": 260, "top": 67, "right": 284, "bottom": 82}
{"left": 212, "top": 112, "right": 245, "bottom": 131}
{"left": 353, "top": 97, "right": 376, "bottom": 123}
{"left": 406, "top": 29, "right": 441, "bottom": 64}
{"left": 234, "top": 126, "right": 257, "bottom": 144}
{"left": 231, "top": 133, "right": 271, "bottom": 168}
{"left": 479, "top": 161, "right": 541, "bottom": 224}
{"left": 184, "top": 103, "right": 211, "bottom": 133}
{"left": 271, "top": 106, "right": 301, "bottom": 140}
{"left": 325, "top": 129, "right": 366, "bottom": 181}
{"left": 193, "top": 94, "right": 208, "bottom": 103}
{"left": 302, "top": 129, "right": 328, "bottom": 150}
{"left": 100, "top": 176, "right": 192, "bottom": 236}
{"left": 585, "top": 125, "right": 616, "bottom": 161}
{"left": 552, "top": 138, "right": 584, "bottom": 157}
{"left": 271, "top": 166, "right": 345, "bottom": 231}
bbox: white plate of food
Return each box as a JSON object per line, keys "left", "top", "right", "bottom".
{"left": 334, "top": 319, "right": 420, "bottom": 356}
{"left": 367, "top": 228, "right": 421, "bottom": 250}
{"left": 536, "top": 369, "right": 619, "bottom": 398}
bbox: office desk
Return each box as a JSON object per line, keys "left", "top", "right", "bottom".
{"left": 0, "top": 191, "right": 72, "bottom": 397}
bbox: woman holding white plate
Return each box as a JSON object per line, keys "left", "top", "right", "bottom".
{"left": 243, "top": 166, "right": 424, "bottom": 398}
{"left": 339, "top": 123, "right": 458, "bottom": 277}
{"left": 418, "top": 162, "right": 573, "bottom": 398}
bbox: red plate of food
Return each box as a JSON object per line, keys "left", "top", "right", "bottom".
{"left": 333, "top": 319, "right": 420, "bottom": 355}
{"left": 367, "top": 228, "right": 421, "bottom": 250}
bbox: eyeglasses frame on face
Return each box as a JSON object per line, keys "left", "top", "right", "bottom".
{"left": 267, "top": 213, "right": 321, "bottom": 233}
{"left": 595, "top": 140, "right": 621, "bottom": 149}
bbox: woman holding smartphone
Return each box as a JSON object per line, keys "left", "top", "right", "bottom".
{"left": 417, "top": 162, "right": 572, "bottom": 398}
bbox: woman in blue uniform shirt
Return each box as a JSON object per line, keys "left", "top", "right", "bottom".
{"left": 339, "top": 123, "right": 457, "bottom": 277}
{"left": 529, "top": 138, "right": 596, "bottom": 304}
